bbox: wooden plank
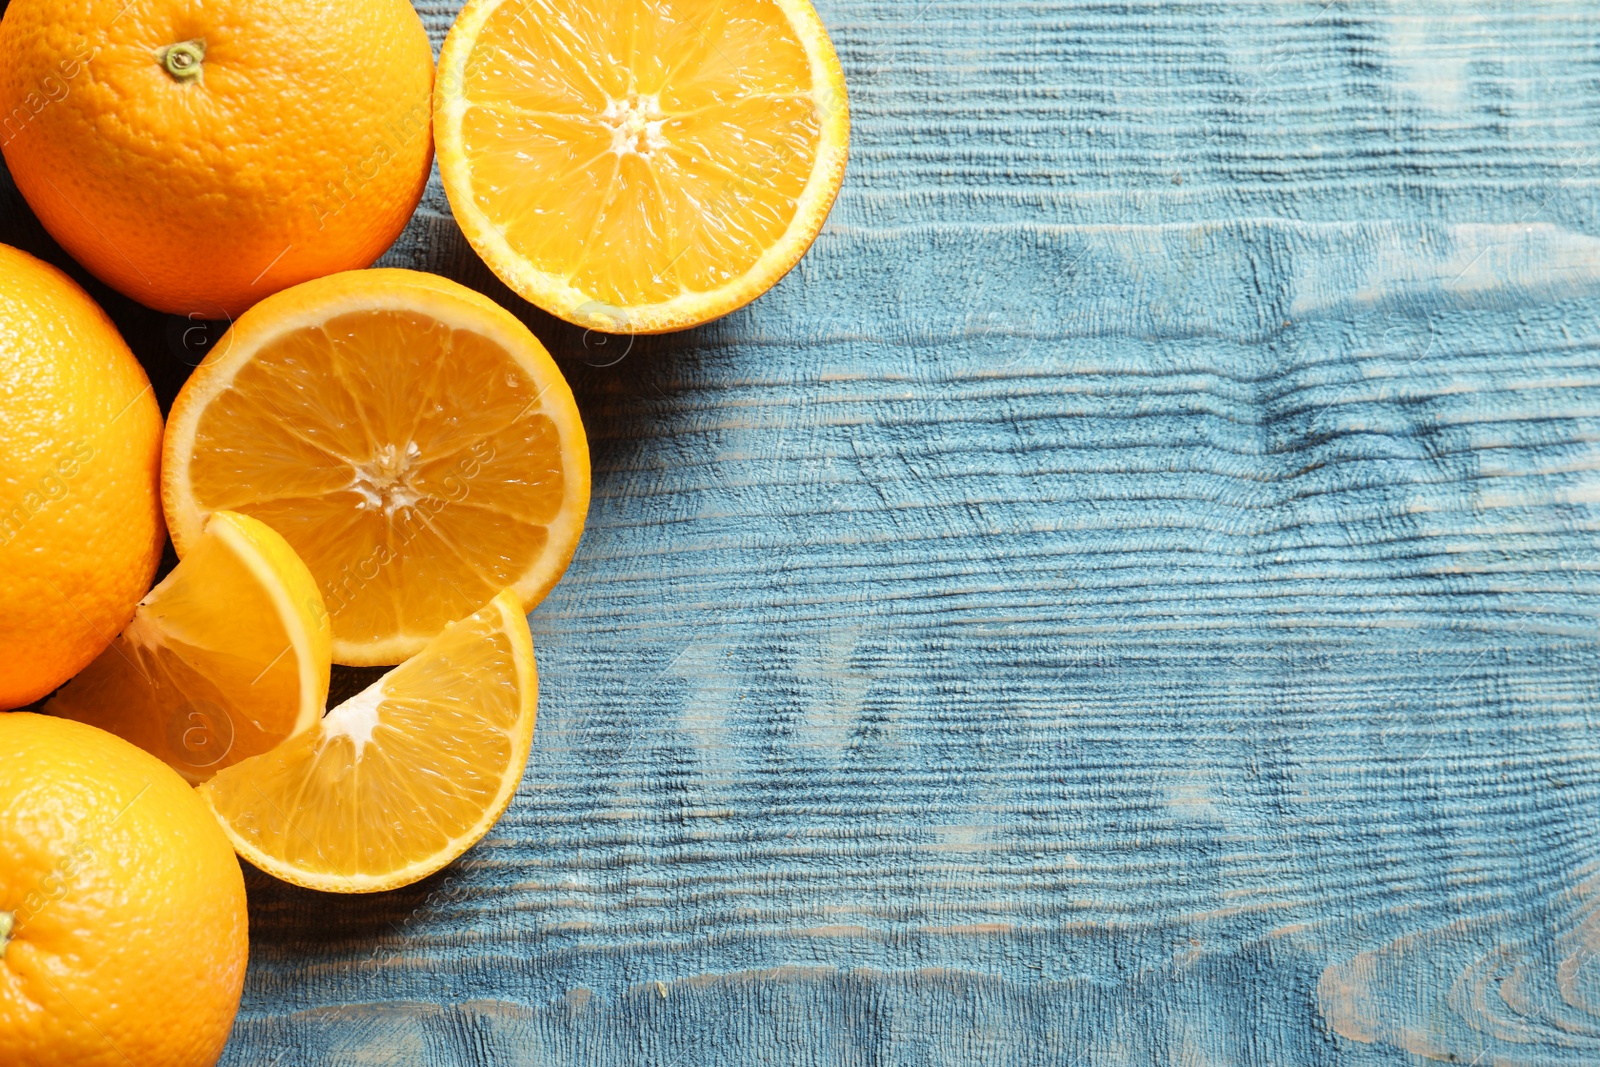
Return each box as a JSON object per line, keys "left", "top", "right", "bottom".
{"left": 6, "top": 0, "right": 1600, "bottom": 1063}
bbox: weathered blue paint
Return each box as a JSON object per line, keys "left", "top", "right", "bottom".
{"left": 5, "top": 0, "right": 1600, "bottom": 1062}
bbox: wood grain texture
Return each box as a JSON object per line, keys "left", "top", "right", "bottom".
{"left": 5, "top": 0, "right": 1600, "bottom": 1063}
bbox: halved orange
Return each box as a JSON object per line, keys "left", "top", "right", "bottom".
{"left": 435, "top": 0, "right": 850, "bottom": 334}
{"left": 161, "top": 268, "right": 590, "bottom": 666}
{"left": 199, "top": 589, "right": 537, "bottom": 893}
{"left": 47, "top": 510, "right": 330, "bottom": 784}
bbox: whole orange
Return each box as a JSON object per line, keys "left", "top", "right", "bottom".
{"left": 0, "top": 713, "right": 249, "bottom": 1067}
{"left": 0, "top": 244, "right": 163, "bottom": 709}
{"left": 0, "top": 0, "right": 434, "bottom": 318}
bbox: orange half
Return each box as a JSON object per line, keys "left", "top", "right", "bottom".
{"left": 161, "top": 269, "right": 590, "bottom": 665}
{"left": 435, "top": 0, "right": 850, "bottom": 334}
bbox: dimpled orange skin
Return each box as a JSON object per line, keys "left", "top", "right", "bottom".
{"left": 0, "top": 714, "right": 249, "bottom": 1067}
{"left": 0, "top": 245, "right": 164, "bottom": 709}
{"left": 0, "top": 0, "right": 434, "bottom": 318}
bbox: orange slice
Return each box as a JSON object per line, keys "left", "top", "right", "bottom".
{"left": 435, "top": 0, "right": 850, "bottom": 334}
{"left": 199, "top": 589, "right": 537, "bottom": 893}
{"left": 161, "top": 268, "right": 590, "bottom": 666}
{"left": 47, "top": 510, "right": 331, "bottom": 784}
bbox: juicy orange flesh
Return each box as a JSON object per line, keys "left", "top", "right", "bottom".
{"left": 460, "top": 0, "right": 821, "bottom": 306}
{"left": 202, "top": 600, "right": 524, "bottom": 879}
{"left": 185, "top": 310, "right": 564, "bottom": 652}
{"left": 49, "top": 527, "right": 302, "bottom": 782}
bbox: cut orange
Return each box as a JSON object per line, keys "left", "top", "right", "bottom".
{"left": 435, "top": 0, "right": 850, "bottom": 334}
{"left": 48, "top": 510, "right": 330, "bottom": 784}
{"left": 199, "top": 589, "right": 537, "bottom": 893}
{"left": 161, "top": 268, "right": 591, "bottom": 666}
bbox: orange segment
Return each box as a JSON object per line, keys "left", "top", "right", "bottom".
{"left": 161, "top": 269, "right": 591, "bottom": 666}
{"left": 199, "top": 589, "right": 538, "bottom": 893}
{"left": 47, "top": 511, "right": 331, "bottom": 784}
{"left": 436, "top": 0, "right": 850, "bottom": 333}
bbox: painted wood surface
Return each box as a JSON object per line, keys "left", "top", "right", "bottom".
{"left": 6, "top": 0, "right": 1600, "bottom": 1063}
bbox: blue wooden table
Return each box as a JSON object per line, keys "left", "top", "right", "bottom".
{"left": 8, "top": 0, "right": 1600, "bottom": 1063}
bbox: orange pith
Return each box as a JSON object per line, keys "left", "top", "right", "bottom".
{"left": 436, "top": 0, "right": 850, "bottom": 333}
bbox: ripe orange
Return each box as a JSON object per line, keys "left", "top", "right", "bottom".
{"left": 48, "top": 510, "right": 332, "bottom": 783}
{"left": 162, "top": 268, "right": 591, "bottom": 665}
{"left": 0, "top": 244, "right": 164, "bottom": 710}
{"left": 0, "top": 713, "right": 248, "bottom": 1067}
{"left": 0, "top": 0, "right": 434, "bottom": 318}
{"left": 435, "top": 0, "right": 850, "bottom": 334}
{"left": 201, "top": 589, "right": 537, "bottom": 892}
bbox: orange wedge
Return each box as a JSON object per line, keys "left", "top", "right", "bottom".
{"left": 435, "top": 0, "right": 850, "bottom": 334}
{"left": 161, "top": 268, "right": 590, "bottom": 666}
{"left": 48, "top": 510, "right": 331, "bottom": 783}
{"left": 199, "top": 589, "right": 537, "bottom": 893}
